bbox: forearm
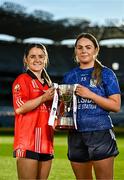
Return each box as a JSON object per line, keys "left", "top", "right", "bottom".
{"left": 15, "top": 87, "right": 54, "bottom": 115}
{"left": 15, "top": 94, "right": 48, "bottom": 114}
{"left": 89, "top": 91, "right": 121, "bottom": 112}
{"left": 76, "top": 85, "right": 121, "bottom": 113}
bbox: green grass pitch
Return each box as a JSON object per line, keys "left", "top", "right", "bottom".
{"left": 0, "top": 132, "right": 124, "bottom": 179}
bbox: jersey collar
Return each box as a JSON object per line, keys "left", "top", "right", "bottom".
{"left": 27, "top": 69, "right": 37, "bottom": 79}
{"left": 27, "top": 69, "right": 47, "bottom": 86}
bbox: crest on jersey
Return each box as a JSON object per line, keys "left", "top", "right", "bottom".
{"left": 16, "top": 148, "right": 26, "bottom": 158}
{"left": 14, "top": 84, "right": 20, "bottom": 91}
{"left": 89, "top": 79, "right": 97, "bottom": 87}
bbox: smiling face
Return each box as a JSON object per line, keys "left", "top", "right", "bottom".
{"left": 24, "top": 47, "right": 45, "bottom": 73}
{"left": 75, "top": 37, "right": 99, "bottom": 68}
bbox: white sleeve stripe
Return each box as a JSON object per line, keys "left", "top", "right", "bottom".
{"left": 16, "top": 102, "right": 20, "bottom": 107}
{"left": 16, "top": 98, "right": 24, "bottom": 107}
{"left": 16, "top": 100, "right": 21, "bottom": 107}
{"left": 19, "top": 98, "right": 24, "bottom": 105}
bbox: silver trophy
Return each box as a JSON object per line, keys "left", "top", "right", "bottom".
{"left": 55, "top": 84, "right": 75, "bottom": 130}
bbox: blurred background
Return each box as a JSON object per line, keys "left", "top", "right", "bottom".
{"left": 0, "top": 0, "right": 124, "bottom": 130}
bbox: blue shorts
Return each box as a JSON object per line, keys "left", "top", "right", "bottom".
{"left": 13, "top": 150, "right": 54, "bottom": 161}
{"left": 67, "top": 129, "right": 119, "bottom": 162}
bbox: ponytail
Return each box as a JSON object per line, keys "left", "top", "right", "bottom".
{"left": 91, "top": 59, "right": 104, "bottom": 85}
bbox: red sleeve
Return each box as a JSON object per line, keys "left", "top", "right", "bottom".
{"left": 12, "top": 75, "right": 29, "bottom": 111}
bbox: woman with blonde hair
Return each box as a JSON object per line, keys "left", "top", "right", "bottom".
{"left": 12, "top": 43, "right": 54, "bottom": 179}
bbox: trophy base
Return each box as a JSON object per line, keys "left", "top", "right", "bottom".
{"left": 55, "top": 125, "right": 75, "bottom": 131}
{"left": 54, "top": 117, "right": 75, "bottom": 131}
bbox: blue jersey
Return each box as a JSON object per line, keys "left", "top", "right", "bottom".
{"left": 63, "top": 66, "right": 121, "bottom": 132}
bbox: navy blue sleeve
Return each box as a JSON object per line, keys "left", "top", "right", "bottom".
{"left": 102, "top": 67, "right": 121, "bottom": 96}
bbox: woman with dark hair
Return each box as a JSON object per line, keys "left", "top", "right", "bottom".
{"left": 12, "top": 43, "right": 54, "bottom": 179}
{"left": 63, "top": 33, "right": 121, "bottom": 179}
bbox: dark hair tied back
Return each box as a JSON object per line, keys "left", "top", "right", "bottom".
{"left": 75, "top": 33, "right": 104, "bottom": 85}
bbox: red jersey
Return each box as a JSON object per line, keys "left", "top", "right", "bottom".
{"left": 12, "top": 70, "right": 54, "bottom": 156}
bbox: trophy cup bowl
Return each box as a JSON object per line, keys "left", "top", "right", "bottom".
{"left": 55, "top": 84, "right": 75, "bottom": 130}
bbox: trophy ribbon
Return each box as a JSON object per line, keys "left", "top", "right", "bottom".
{"left": 48, "top": 83, "right": 59, "bottom": 126}
{"left": 73, "top": 84, "right": 78, "bottom": 129}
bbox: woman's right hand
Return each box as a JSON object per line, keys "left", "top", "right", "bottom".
{"left": 42, "top": 87, "right": 55, "bottom": 102}
{"left": 15, "top": 87, "right": 55, "bottom": 115}
{"left": 75, "top": 84, "right": 93, "bottom": 99}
